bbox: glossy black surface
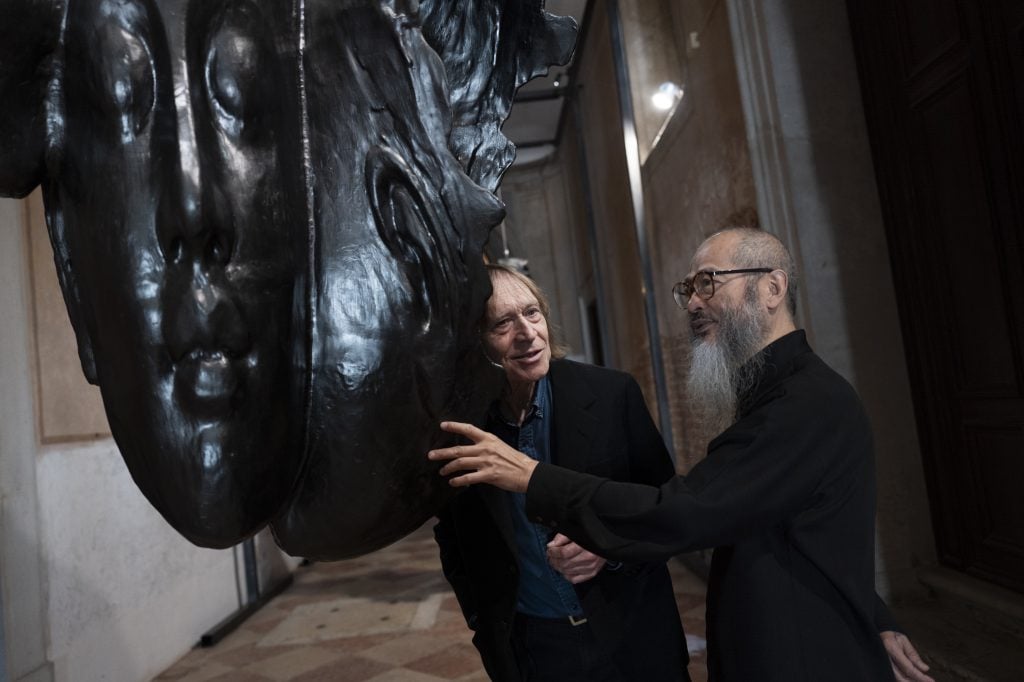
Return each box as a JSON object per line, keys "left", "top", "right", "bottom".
{"left": 0, "top": 0, "right": 574, "bottom": 556}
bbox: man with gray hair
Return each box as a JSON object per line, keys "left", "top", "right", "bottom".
{"left": 430, "top": 228, "right": 932, "bottom": 681}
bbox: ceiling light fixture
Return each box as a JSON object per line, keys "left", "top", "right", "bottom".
{"left": 651, "top": 81, "right": 683, "bottom": 111}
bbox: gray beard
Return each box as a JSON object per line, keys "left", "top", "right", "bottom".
{"left": 685, "top": 291, "right": 768, "bottom": 435}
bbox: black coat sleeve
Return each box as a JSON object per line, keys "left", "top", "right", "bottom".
{"left": 873, "top": 592, "right": 901, "bottom": 633}
{"left": 525, "top": 376, "right": 868, "bottom": 562}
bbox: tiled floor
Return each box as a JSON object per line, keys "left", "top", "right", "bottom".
{"left": 155, "top": 523, "right": 708, "bottom": 682}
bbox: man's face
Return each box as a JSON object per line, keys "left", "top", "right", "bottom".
{"left": 44, "top": 0, "right": 309, "bottom": 546}
{"left": 483, "top": 274, "right": 552, "bottom": 389}
{"left": 685, "top": 234, "right": 761, "bottom": 344}
{"left": 683, "top": 234, "right": 770, "bottom": 431}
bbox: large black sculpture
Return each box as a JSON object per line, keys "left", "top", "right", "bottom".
{"left": 0, "top": 0, "right": 575, "bottom": 558}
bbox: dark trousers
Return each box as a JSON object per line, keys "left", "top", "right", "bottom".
{"left": 511, "top": 613, "right": 625, "bottom": 682}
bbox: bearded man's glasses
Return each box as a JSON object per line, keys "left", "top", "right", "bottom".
{"left": 672, "top": 268, "right": 774, "bottom": 308}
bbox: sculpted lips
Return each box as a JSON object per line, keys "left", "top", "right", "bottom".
{"left": 163, "top": 281, "right": 253, "bottom": 419}
{"left": 175, "top": 348, "right": 247, "bottom": 417}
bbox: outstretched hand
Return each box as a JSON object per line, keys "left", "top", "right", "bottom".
{"left": 428, "top": 421, "right": 538, "bottom": 493}
{"left": 880, "top": 630, "right": 934, "bottom": 682}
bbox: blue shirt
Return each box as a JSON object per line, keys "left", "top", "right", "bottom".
{"left": 489, "top": 376, "right": 585, "bottom": 619}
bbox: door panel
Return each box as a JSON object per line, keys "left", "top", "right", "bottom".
{"left": 848, "top": 0, "right": 1024, "bottom": 593}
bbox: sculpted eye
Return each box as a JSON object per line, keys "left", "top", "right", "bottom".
{"left": 205, "top": 4, "right": 270, "bottom": 140}
{"left": 207, "top": 31, "right": 257, "bottom": 122}
{"left": 90, "top": 23, "right": 156, "bottom": 140}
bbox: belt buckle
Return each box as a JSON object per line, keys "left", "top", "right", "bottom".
{"left": 567, "top": 614, "right": 588, "bottom": 626}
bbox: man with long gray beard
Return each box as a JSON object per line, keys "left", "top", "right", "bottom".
{"left": 430, "top": 228, "right": 933, "bottom": 681}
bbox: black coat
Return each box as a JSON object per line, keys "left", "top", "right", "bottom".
{"left": 434, "top": 359, "right": 691, "bottom": 681}
{"left": 527, "top": 332, "right": 897, "bottom": 681}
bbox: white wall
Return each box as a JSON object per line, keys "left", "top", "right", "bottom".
{"left": 1, "top": 196, "right": 297, "bottom": 681}
{"left": 0, "top": 197, "right": 51, "bottom": 682}
{"left": 37, "top": 440, "right": 240, "bottom": 682}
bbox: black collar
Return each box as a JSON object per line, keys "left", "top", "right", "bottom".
{"left": 737, "top": 330, "right": 811, "bottom": 415}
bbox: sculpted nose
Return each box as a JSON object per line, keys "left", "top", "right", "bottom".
{"left": 157, "top": 172, "right": 242, "bottom": 361}
{"left": 155, "top": 83, "right": 234, "bottom": 267}
{"left": 157, "top": 181, "right": 236, "bottom": 268}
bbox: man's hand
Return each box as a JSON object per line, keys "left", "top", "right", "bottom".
{"left": 428, "top": 421, "right": 538, "bottom": 493}
{"left": 880, "top": 630, "right": 934, "bottom": 682}
{"left": 546, "top": 533, "right": 606, "bottom": 584}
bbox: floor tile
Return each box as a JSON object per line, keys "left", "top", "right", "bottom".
{"left": 243, "top": 646, "right": 343, "bottom": 681}
{"left": 289, "top": 654, "right": 393, "bottom": 682}
{"left": 155, "top": 523, "right": 708, "bottom": 681}
{"left": 404, "top": 642, "right": 485, "bottom": 679}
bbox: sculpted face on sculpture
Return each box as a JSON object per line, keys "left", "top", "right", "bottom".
{"left": 0, "top": 0, "right": 575, "bottom": 556}
{"left": 271, "top": 0, "right": 576, "bottom": 560}
{"left": 7, "top": 0, "right": 312, "bottom": 547}
{"left": 267, "top": 1, "right": 500, "bottom": 559}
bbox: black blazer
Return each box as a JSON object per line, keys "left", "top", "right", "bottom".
{"left": 526, "top": 333, "right": 898, "bottom": 681}
{"left": 434, "top": 359, "right": 690, "bottom": 681}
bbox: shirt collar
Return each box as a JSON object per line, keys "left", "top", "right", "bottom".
{"left": 737, "top": 329, "right": 810, "bottom": 413}
{"left": 490, "top": 375, "right": 550, "bottom": 426}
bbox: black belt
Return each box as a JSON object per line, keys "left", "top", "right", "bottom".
{"left": 515, "top": 612, "right": 589, "bottom": 627}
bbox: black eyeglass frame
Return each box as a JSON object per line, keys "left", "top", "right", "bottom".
{"left": 672, "top": 268, "right": 775, "bottom": 307}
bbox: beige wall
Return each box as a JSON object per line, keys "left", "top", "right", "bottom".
{"left": 23, "top": 190, "right": 109, "bottom": 443}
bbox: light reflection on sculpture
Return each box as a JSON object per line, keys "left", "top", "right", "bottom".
{"left": 0, "top": 0, "right": 575, "bottom": 557}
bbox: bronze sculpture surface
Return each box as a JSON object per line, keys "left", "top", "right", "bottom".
{"left": 0, "top": 0, "right": 575, "bottom": 558}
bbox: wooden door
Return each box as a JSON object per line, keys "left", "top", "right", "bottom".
{"left": 847, "top": 0, "right": 1024, "bottom": 593}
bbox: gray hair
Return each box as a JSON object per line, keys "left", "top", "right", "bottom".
{"left": 713, "top": 227, "right": 799, "bottom": 316}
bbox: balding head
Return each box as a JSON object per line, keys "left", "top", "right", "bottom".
{"left": 699, "top": 228, "right": 799, "bottom": 316}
